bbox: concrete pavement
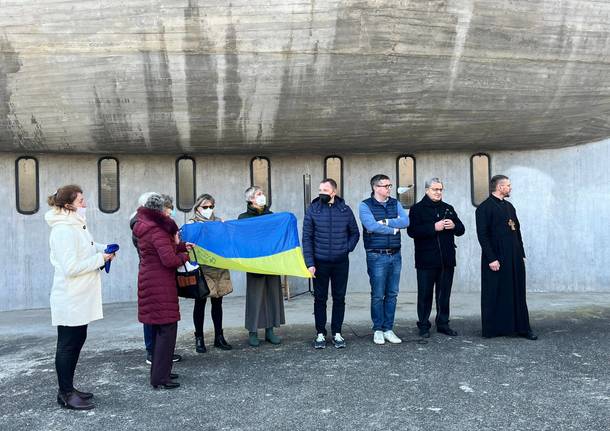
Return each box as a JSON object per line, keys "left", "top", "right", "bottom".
{"left": 0, "top": 292, "right": 608, "bottom": 430}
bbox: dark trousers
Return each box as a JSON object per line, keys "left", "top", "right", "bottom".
{"left": 193, "top": 296, "right": 223, "bottom": 338}
{"left": 313, "top": 259, "right": 349, "bottom": 336}
{"left": 55, "top": 325, "right": 88, "bottom": 393}
{"left": 143, "top": 324, "right": 153, "bottom": 354}
{"left": 416, "top": 267, "right": 455, "bottom": 330}
{"left": 150, "top": 322, "right": 177, "bottom": 386}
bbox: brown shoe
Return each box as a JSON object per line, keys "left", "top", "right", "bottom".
{"left": 57, "top": 391, "right": 95, "bottom": 410}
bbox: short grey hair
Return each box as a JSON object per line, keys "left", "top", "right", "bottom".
{"left": 490, "top": 175, "right": 509, "bottom": 193}
{"left": 425, "top": 177, "right": 443, "bottom": 189}
{"left": 137, "top": 192, "right": 158, "bottom": 208}
{"left": 370, "top": 174, "right": 390, "bottom": 191}
{"left": 244, "top": 186, "right": 262, "bottom": 202}
{"left": 144, "top": 193, "right": 165, "bottom": 212}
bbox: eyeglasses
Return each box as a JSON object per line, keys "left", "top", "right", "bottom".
{"left": 429, "top": 188, "right": 443, "bottom": 192}
{"left": 375, "top": 184, "right": 393, "bottom": 189}
{"left": 200, "top": 205, "right": 215, "bottom": 210}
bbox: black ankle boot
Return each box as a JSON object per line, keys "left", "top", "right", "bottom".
{"left": 57, "top": 391, "right": 95, "bottom": 410}
{"left": 214, "top": 332, "right": 232, "bottom": 350}
{"left": 195, "top": 335, "right": 206, "bottom": 353}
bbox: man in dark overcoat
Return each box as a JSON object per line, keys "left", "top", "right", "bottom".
{"left": 407, "top": 177, "right": 465, "bottom": 338}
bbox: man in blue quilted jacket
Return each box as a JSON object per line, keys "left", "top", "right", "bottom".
{"left": 302, "top": 178, "right": 360, "bottom": 349}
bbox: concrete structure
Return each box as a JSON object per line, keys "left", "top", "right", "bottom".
{"left": 2, "top": 137, "right": 610, "bottom": 311}
{"left": 1, "top": 1, "right": 609, "bottom": 311}
{"left": 1, "top": 0, "right": 609, "bottom": 153}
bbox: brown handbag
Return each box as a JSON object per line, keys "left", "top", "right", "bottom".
{"left": 176, "top": 249, "right": 210, "bottom": 300}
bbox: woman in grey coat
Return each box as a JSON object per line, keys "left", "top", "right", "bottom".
{"left": 237, "top": 186, "right": 286, "bottom": 346}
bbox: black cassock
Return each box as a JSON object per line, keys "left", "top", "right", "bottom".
{"left": 475, "top": 195, "right": 531, "bottom": 337}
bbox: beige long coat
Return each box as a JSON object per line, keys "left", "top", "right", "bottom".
{"left": 187, "top": 215, "right": 233, "bottom": 298}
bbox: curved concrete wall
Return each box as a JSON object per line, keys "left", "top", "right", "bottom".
{"left": 1, "top": 138, "right": 609, "bottom": 311}
{"left": 1, "top": 0, "right": 609, "bottom": 154}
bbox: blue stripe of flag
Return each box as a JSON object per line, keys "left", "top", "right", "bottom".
{"left": 180, "top": 212, "right": 301, "bottom": 259}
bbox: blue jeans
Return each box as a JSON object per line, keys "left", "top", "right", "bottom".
{"left": 143, "top": 324, "right": 153, "bottom": 354}
{"left": 366, "top": 251, "right": 402, "bottom": 331}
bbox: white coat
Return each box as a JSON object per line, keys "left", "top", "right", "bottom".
{"left": 45, "top": 209, "right": 106, "bottom": 326}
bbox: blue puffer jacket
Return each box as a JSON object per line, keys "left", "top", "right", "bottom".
{"left": 302, "top": 196, "right": 360, "bottom": 267}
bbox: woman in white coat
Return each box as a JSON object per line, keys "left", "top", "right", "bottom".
{"left": 45, "top": 185, "right": 115, "bottom": 410}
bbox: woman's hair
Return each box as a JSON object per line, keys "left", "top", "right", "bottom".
{"left": 145, "top": 194, "right": 173, "bottom": 213}
{"left": 47, "top": 185, "right": 83, "bottom": 209}
{"left": 193, "top": 193, "right": 215, "bottom": 211}
{"left": 161, "top": 194, "right": 174, "bottom": 209}
{"left": 144, "top": 193, "right": 165, "bottom": 212}
{"left": 244, "top": 186, "right": 261, "bottom": 202}
{"left": 137, "top": 191, "right": 158, "bottom": 208}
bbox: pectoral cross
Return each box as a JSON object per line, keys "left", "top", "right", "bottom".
{"left": 508, "top": 219, "right": 516, "bottom": 231}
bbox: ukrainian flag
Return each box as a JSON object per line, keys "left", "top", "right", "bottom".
{"left": 180, "top": 212, "right": 312, "bottom": 278}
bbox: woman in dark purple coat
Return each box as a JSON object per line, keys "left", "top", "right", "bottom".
{"left": 133, "top": 194, "right": 190, "bottom": 389}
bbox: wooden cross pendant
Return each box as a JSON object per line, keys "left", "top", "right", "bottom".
{"left": 508, "top": 219, "right": 516, "bottom": 231}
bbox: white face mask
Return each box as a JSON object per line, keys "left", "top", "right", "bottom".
{"left": 76, "top": 207, "right": 87, "bottom": 220}
{"left": 254, "top": 194, "right": 267, "bottom": 207}
{"left": 198, "top": 208, "right": 214, "bottom": 219}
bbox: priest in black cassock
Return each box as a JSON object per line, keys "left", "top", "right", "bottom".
{"left": 475, "top": 175, "right": 537, "bottom": 340}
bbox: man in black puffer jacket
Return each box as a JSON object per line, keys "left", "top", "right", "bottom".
{"left": 407, "top": 177, "right": 465, "bottom": 338}
{"left": 302, "top": 178, "right": 360, "bottom": 349}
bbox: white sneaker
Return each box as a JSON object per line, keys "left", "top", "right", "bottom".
{"left": 314, "top": 333, "right": 326, "bottom": 349}
{"left": 333, "top": 333, "right": 346, "bottom": 348}
{"left": 383, "top": 330, "right": 402, "bottom": 344}
{"left": 373, "top": 330, "right": 385, "bottom": 344}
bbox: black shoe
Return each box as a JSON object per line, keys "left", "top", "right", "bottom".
{"left": 418, "top": 328, "right": 430, "bottom": 338}
{"left": 195, "top": 335, "right": 206, "bottom": 353}
{"left": 170, "top": 373, "right": 179, "bottom": 380}
{"left": 57, "top": 391, "right": 95, "bottom": 410}
{"left": 437, "top": 327, "right": 458, "bottom": 336}
{"left": 521, "top": 331, "right": 538, "bottom": 340}
{"left": 214, "top": 333, "right": 233, "bottom": 351}
{"left": 73, "top": 388, "right": 94, "bottom": 400}
{"left": 152, "top": 382, "right": 180, "bottom": 390}
{"left": 172, "top": 354, "right": 182, "bottom": 362}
